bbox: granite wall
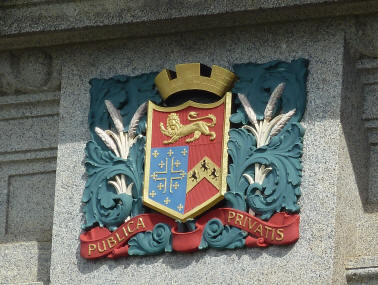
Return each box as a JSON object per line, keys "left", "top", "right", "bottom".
{"left": 0, "top": 48, "right": 61, "bottom": 284}
{"left": 0, "top": 1, "right": 377, "bottom": 284}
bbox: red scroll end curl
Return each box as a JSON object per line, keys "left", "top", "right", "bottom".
{"left": 171, "top": 225, "right": 202, "bottom": 252}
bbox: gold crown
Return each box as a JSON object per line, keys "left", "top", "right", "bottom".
{"left": 154, "top": 63, "right": 237, "bottom": 100}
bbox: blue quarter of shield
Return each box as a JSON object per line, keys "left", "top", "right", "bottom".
{"left": 148, "top": 146, "right": 189, "bottom": 213}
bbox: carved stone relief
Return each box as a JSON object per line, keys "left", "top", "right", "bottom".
{"left": 0, "top": 49, "right": 61, "bottom": 96}
{"left": 0, "top": 47, "right": 61, "bottom": 284}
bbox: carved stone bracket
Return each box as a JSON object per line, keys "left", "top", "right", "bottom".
{"left": 0, "top": 49, "right": 61, "bottom": 96}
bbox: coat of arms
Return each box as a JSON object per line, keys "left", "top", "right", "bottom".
{"left": 80, "top": 61, "right": 308, "bottom": 259}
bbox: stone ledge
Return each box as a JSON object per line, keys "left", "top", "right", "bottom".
{"left": 1, "top": 0, "right": 378, "bottom": 51}
{"left": 0, "top": 148, "right": 57, "bottom": 163}
{"left": 346, "top": 256, "right": 378, "bottom": 284}
{"left": 0, "top": 92, "right": 60, "bottom": 121}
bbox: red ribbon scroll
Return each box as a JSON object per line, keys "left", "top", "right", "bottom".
{"left": 80, "top": 208, "right": 299, "bottom": 259}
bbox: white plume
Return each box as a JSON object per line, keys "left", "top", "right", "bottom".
{"left": 238, "top": 93, "right": 258, "bottom": 127}
{"left": 269, "top": 109, "right": 296, "bottom": 137}
{"left": 264, "top": 83, "right": 285, "bottom": 122}
{"left": 105, "top": 100, "right": 124, "bottom": 133}
{"left": 95, "top": 127, "right": 119, "bottom": 155}
{"left": 125, "top": 182, "right": 134, "bottom": 196}
{"left": 243, "top": 173, "right": 254, "bottom": 184}
{"left": 128, "top": 102, "right": 147, "bottom": 138}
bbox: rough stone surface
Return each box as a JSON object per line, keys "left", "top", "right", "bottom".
{"left": 331, "top": 43, "right": 370, "bottom": 284}
{"left": 51, "top": 18, "right": 346, "bottom": 284}
{"left": 0, "top": 49, "right": 61, "bottom": 96}
{"left": 0, "top": 116, "right": 58, "bottom": 153}
{"left": 1, "top": 0, "right": 378, "bottom": 51}
{"left": 346, "top": 256, "right": 378, "bottom": 285}
{"left": 6, "top": 172, "right": 56, "bottom": 241}
{"left": 1, "top": 0, "right": 375, "bottom": 36}
{"left": 0, "top": 47, "right": 60, "bottom": 284}
{"left": 358, "top": 58, "right": 378, "bottom": 203}
{"left": 0, "top": 241, "right": 51, "bottom": 284}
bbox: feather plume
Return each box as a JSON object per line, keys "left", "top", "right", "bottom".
{"left": 108, "top": 180, "right": 122, "bottom": 193}
{"left": 125, "top": 182, "right": 134, "bottom": 196}
{"left": 243, "top": 173, "right": 254, "bottom": 184}
{"left": 264, "top": 83, "right": 285, "bottom": 122}
{"left": 105, "top": 100, "right": 124, "bottom": 133}
{"left": 95, "top": 127, "right": 119, "bottom": 155}
{"left": 242, "top": 125, "right": 258, "bottom": 137}
{"left": 262, "top": 167, "right": 272, "bottom": 176}
{"left": 269, "top": 109, "right": 296, "bottom": 137}
{"left": 128, "top": 102, "right": 147, "bottom": 138}
{"left": 238, "top": 93, "right": 258, "bottom": 127}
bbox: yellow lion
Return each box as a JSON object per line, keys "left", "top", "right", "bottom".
{"left": 160, "top": 112, "right": 216, "bottom": 144}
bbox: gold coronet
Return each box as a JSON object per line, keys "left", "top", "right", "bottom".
{"left": 154, "top": 63, "right": 237, "bottom": 101}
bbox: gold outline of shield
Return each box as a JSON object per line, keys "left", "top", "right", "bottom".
{"left": 143, "top": 92, "right": 232, "bottom": 221}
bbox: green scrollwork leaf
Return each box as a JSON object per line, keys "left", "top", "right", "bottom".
{"left": 88, "top": 73, "right": 160, "bottom": 151}
{"left": 128, "top": 223, "right": 172, "bottom": 255}
{"left": 224, "top": 192, "right": 246, "bottom": 212}
{"left": 245, "top": 122, "right": 304, "bottom": 220}
{"left": 199, "top": 218, "right": 247, "bottom": 250}
{"left": 82, "top": 135, "right": 146, "bottom": 231}
{"left": 82, "top": 141, "right": 133, "bottom": 231}
{"left": 226, "top": 128, "right": 256, "bottom": 211}
{"left": 124, "top": 136, "right": 146, "bottom": 216}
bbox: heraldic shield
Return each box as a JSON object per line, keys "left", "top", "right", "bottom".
{"left": 143, "top": 94, "right": 232, "bottom": 221}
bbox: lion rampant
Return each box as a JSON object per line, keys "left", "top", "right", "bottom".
{"left": 160, "top": 112, "right": 216, "bottom": 144}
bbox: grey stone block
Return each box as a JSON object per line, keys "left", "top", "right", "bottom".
{"left": 0, "top": 48, "right": 60, "bottom": 284}
{"left": 0, "top": 116, "right": 58, "bottom": 153}
{"left": 6, "top": 172, "right": 55, "bottom": 242}
{"left": 346, "top": 256, "right": 378, "bottom": 285}
{"left": 0, "top": 241, "right": 51, "bottom": 285}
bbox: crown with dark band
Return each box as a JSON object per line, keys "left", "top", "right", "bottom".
{"left": 154, "top": 63, "right": 237, "bottom": 101}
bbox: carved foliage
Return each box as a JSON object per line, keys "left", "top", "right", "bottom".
{"left": 225, "top": 128, "right": 256, "bottom": 212}
{"left": 128, "top": 223, "right": 172, "bottom": 255}
{"left": 82, "top": 138, "right": 146, "bottom": 231}
{"left": 199, "top": 218, "right": 247, "bottom": 250}
{"left": 227, "top": 59, "right": 308, "bottom": 221}
{"left": 88, "top": 73, "right": 160, "bottom": 150}
{"left": 244, "top": 123, "right": 304, "bottom": 220}
{"left": 231, "top": 59, "right": 308, "bottom": 124}
{"left": 82, "top": 72, "right": 159, "bottom": 231}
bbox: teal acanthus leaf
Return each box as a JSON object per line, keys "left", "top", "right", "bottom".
{"left": 88, "top": 73, "right": 160, "bottom": 151}
{"left": 83, "top": 73, "right": 157, "bottom": 230}
{"left": 228, "top": 59, "right": 308, "bottom": 220}
{"left": 128, "top": 223, "right": 172, "bottom": 255}
{"left": 199, "top": 218, "right": 247, "bottom": 250}
{"left": 228, "top": 86, "right": 305, "bottom": 220}
{"left": 82, "top": 141, "right": 133, "bottom": 231}
{"left": 225, "top": 128, "right": 256, "bottom": 211}
{"left": 244, "top": 122, "right": 304, "bottom": 220}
